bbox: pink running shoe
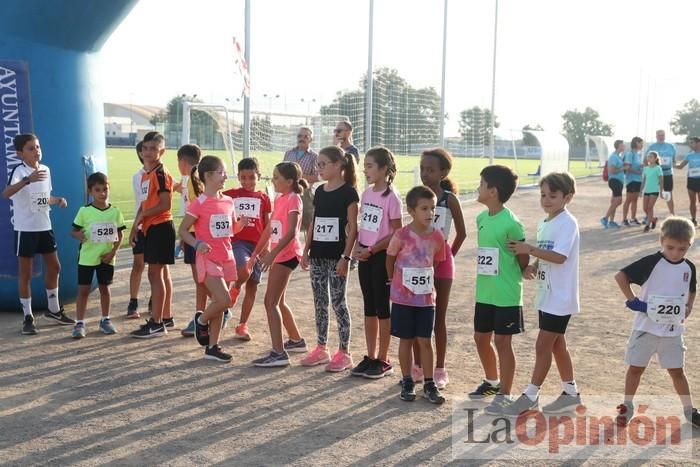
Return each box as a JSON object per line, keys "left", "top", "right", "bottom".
{"left": 325, "top": 351, "right": 353, "bottom": 372}
{"left": 234, "top": 323, "right": 251, "bottom": 341}
{"left": 411, "top": 364, "right": 424, "bottom": 383}
{"left": 434, "top": 367, "right": 449, "bottom": 389}
{"left": 301, "top": 345, "right": 330, "bottom": 367}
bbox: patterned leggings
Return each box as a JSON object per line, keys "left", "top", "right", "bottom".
{"left": 310, "top": 258, "right": 351, "bottom": 349}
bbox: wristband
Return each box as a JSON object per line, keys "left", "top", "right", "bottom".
{"left": 341, "top": 255, "right": 352, "bottom": 261}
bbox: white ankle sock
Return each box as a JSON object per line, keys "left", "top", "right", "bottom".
{"left": 525, "top": 384, "right": 540, "bottom": 401}
{"left": 20, "top": 297, "right": 32, "bottom": 317}
{"left": 46, "top": 288, "right": 60, "bottom": 313}
{"left": 485, "top": 378, "right": 499, "bottom": 386}
{"left": 562, "top": 380, "right": 578, "bottom": 395}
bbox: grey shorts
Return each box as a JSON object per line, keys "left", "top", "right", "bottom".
{"left": 624, "top": 330, "right": 686, "bottom": 369}
{"left": 232, "top": 239, "right": 262, "bottom": 283}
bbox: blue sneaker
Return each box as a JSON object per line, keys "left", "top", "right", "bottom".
{"left": 642, "top": 217, "right": 648, "bottom": 225}
{"left": 222, "top": 309, "right": 232, "bottom": 329}
{"left": 72, "top": 322, "right": 86, "bottom": 339}
{"left": 99, "top": 318, "right": 117, "bottom": 334}
{"left": 181, "top": 319, "right": 195, "bottom": 337}
{"left": 283, "top": 338, "right": 307, "bottom": 353}
{"left": 253, "top": 350, "right": 290, "bottom": 367}
{"left": 600, "top": 217, "right": 609, "bottom": 228}
{"left": 608, "top": 221, "right": 621, "bottom": 228}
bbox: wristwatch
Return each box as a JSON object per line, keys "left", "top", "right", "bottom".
{"left": 341, "top": 255, "right": 352, "bottom": 261}
{"left": 22, "top": 176, "right": 30, "bottom": 185}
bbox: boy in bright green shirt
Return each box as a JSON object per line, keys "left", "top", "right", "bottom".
{"left": 469, "top": 165, "right": 529, "bottom": 415}
{"left": 70, "top": 172, "right": 126, "bottom": 339}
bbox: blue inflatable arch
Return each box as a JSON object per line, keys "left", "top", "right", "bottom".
{"left": 0, "top": 0, "right": 138, "bottom": 310}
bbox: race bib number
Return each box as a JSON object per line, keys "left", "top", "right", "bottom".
{"left": 433, "top": 206, "right": 450, "bottom": 237}
{"left": 270, "top": 219, "right": 282, "bottom": 244}
{"left": 235, "top": 197, "right": 261, "bottom": 219}
{"left": 662, "top": 155, "right": 673, "bottom": 167}
{"left": 90, "top": 222, "right": 118, "bottom": 243}
{"left": 689, "top": 167, "right": 700, "bottom": 178}
{"left": 647, "top": 295, "right": 684, "bottom": 325}
{"left": 139, "top": 180, "right": 150, "bottom": 203}
{"left": 313, "top": 216, "right": 339, "bottom": 242}
{"left": 30, "top": 191, "right": 50, "bottom": 213}
{"left": 209, "top": 214, "right": 232, "bottom": 238}
{"left": 477, "top": 247, "right": 499, "bottom": 276}
{"left": 402, "top": 267, "right": 433, "bottom": 295}
{"left": 536, "top": 263, "right": 551, "bottom": 292}
{"left": 360, "top": 204, "right": 383, "bottom": 233}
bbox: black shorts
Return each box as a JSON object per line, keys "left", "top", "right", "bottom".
{"left": 132, "top": 230, "right": 146, "bottom": 255}
{"left": 144, "top": 221, "right": 176, "bottom": 265}
{"left": 14, "top": 230, "right": 57, "bottom": 257}
{"left": 184, "top": 236, "right": 196, "bottom": 265}
{"left": 358, "top": 250, "right": 390, "bottom": 319}
{"left": 663, "top": 175, "right": 673, "bottom": 192}
{"left": 538, "top": 310, "right": 571, "bottom": 334}
{"left": 626, "top": 181, "right": 641, "bottom": 194}
{"left": 608, "top": 179, "right": 623, "bottom": 197}
{"left": 474, "top": 302, "right": 524, "bottom": 335}
{"left": 644, "top": 192, "right": 659, "bottom": 197}
{"left": 277, "top": 257, "right": 299, "bottom": 270}
{"left": 391, "top": 303, "right": 435, "bottom": 339}
{"left": 78, "top": 263, "right": 114, "bottom": 286}
{"left": 687, "top": 178, "right": 700, "bottom": 193}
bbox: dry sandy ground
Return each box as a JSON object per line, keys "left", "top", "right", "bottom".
{"left": 1, "top": 176, "right": 700, "bottom": 466}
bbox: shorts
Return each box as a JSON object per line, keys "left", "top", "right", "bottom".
{"left": 538, "top": 310, "right": 571, "bottom": 334}
{"left": 14, "top": 230, "right": 57, "bottom": 257}
{"left": 474, "top": 302, "right": 524, "bottom": 335}
{"left": 626, "top": 181, "right": 641, "bottom": 194}
{"left": 277, "top": 257, "right": 299, "bottom": 270}
{"left": 624, "top": 331, "right": 685, "bottom": 369}
{"left": 144, "top": 221, "right": 176, "bottom": 265}
{"left": 434, "top": 245, "right": 455, "bottom": 280}
{"left": 687, "top": 178, "right": 700, "bottom": 192}
{"left": 663, "top": 174, "right": 673, "bottom": 192}
{"left": 644, "top": 192, "right": 659, "bottom": 197}
{"left": 391, "top": 303, "right": 435, "bottom": 339}
{"left": 608, "top": 179, "right": 623, "bottom": 197}
{"left": 195, "top": 254, "right": 237, "bottom": 284}
{"left": 78, "top": 263, "right": 114, "bottom": 286}
{"left": 358, "top": 249, "right": 390, "bottom": 319}
{"left": 233, "top": 239, "right": 262, "bottom": 283}
{"left": 132, "top": 230, "right": 145, "bottom": 255}
{"left": 184, "top": 237, "right": 196, "bottom": 265}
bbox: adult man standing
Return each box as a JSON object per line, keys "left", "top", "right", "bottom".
{"left": 334, "top": 120, "right": 360, "bottom": 163}
{"left": 283, "top": 126, "right": 319, "bottom": 232}
{"left": 647, "top": 129, "right": 677, "bottom": 215}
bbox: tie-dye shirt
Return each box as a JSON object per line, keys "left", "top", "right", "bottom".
{"left": 387, "top": 225, "right": 446, "bottom": 307}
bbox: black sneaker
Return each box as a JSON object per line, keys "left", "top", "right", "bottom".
{"left": 423, "top": 381, "right": 446, "bottom": 405}
{"left": 163, "top": 317, "right": 175, "bottom": 329}
{"left": 400, "top": 378, "right": 416, "bottom": 401}
{"left": 363, "top": 359, "right": 394, "bottom": 379}
{"left": 542, "top": 392, "right": 582, "bottom": 414}
{"left": 616, "top": 402, "right": 634, "bottom": 427}
{"left": 686, "top": 408, "right": 700, "bottom": 428}
{"left": 193, "top": 311, "right": 209, "bottom": 347}
{"left": 130, "top": 318, "right": 167, "bottom": 339}
{"left": 22, "top": 315, "right": 37, "bottom": 335}
{"left": 44, "top": 308, "right": 76, "bottom": 325}
{"left": 126, "top": 299, "right": 140, "bottom": 319}
{"left": 468, "top": 380, "right": 501, "bottom": 400}
{"left": 350, "top": 355, "right": 373, "bottom": 376}
{"left": 204, "top": 345, "right": 232, "bottom": 363}
{"left": 502, "top": 394, "right": 539, "bottom": 417}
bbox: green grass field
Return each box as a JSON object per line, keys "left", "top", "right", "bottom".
{"left": 106, "top": 146, "right": 599, "bottom": 244}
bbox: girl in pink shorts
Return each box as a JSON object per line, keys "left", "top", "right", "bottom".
{"left": 416, "top": 148, "right": 467, "bottom": 388}
{"left": 179, "top": 155, "right": 247, "bottom": 362}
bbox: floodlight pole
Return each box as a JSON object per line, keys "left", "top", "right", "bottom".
{"left": 182, "top": 100, "right": 190, "bottom": 145}
{"left": 439, "top": 0, "right": 448, "bottom": 147}
{"left": 243, "top": 0, "right": 251, "bottom": 158}
{"left": 365, "top": 0, "right": 374, "bottom": 152}
{"left": 489, "top": 0, "right": 499, "bottom": 165}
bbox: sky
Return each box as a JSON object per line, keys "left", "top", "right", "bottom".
{"left": 100, "top": 0, "right": 700, "bottom": 141}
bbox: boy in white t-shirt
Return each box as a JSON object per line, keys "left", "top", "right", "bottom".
{"left": 614, "top": 217, "right": 699, "bottom": 428}
{"left": 2, "top": 133, "right": 74, "bottom": 335}
{"left": 127, "top": 140, "right": 147, "bottom": 319}
{"left": 505, "top": 172, "right": 581, "bottom": 415}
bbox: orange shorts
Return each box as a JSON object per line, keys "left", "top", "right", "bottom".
{"left": 196, "top": 254, "right": 238, "bottom": 284}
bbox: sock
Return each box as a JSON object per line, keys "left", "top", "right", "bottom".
{"left": 46, "top": 288, "right": 60, "bottom": 313}
{"left": 20, "top": 297, "right": 32, "bottom": 317}
{"left": 424, "top": 378, "right": 434, "bottom": 384}
{"left": 562, "top": 380, "right": 578, "bottom": 396}
{"left": 129, "top": 298, "right": 137, "bottom": 304}
{"left": 197, "top": 315, "right": 207, "bottom": 326}
{"left": 525, "top": 383, "right": 540, "bottom": 401}
{"left": 485, "top": 378, "right": 500, "bottom": 387}
{"left": 77, "top": 320, "right": 85, "bottom": 325}
{"left": 101, "top": 316, "right": 110, "bottom": 321}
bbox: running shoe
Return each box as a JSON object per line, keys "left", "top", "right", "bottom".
{"left": 283, "top": 338, "right": 307, "bottom": 353}
{"left": 423, "top": 381, "right": 446, "bottom": 405}
{"left": 99, "top": 318, "right": 117, "bottom": 335}
{"left": 501, "top": 394, "right": 539, "bottom": 417}
{"left": 204, "top": 345, "right": 232, "bottom": 363}
{"left": 350, "top": 356, "right": 373, "bottom": 376}
{"left": 622, "top": 219, "right": 631, "bottom": 227}
{"left": 542, "top": 392, "right": 582, "bottom": 414}
{"left": 642, "top": 216, "right": 648, "bottom": 225}
{"left": 608, "top": 221, "right": 621, "bottom": 228}
{"left": 222, "top": 309, "right": 232, "bottom": 329}
{"left": 126, "top": 299, "right": 140, "bottom": 319}
{"left": 686, "top": 407, "right": 700, "bottom": 428}
{"left": 631, "top": 218, "right": 641, "bottom": 225}
{"left": 253, "top": 350, "right": 290, "bottom": 367}
{"left": 484, "top": 394, "right": 513, "bottom": 415}
{"left": 193, "top": 311, "right": 209, "bottom": 346}
{"left": 325, "top": 351, "right": 353, "bottom": 372}
{"left": 44, "top": 308, "right": 75, "bottom": 325}
{"left": 600, "top": 217, "right": 609, "bottom": 228}
{"left": 468, "top": 380, "right": 501, "bottom": 400}
{"left": 163, "top": 317, "right": 175, "bottom": 329}
{"left": 181, "top": 320, "right": 195, "bottom": 337}
{"left": 234, "top": 323, "right": 251, "bottom": 341}
{"left": 301, "top": 345, "right": 330, "bottom": 367}
{"left": 693, "top": 219, "right": 698, "bottom": 227}
{"left": 434, "top": 367, "right": 449, "bottom": 389}
{"left": 400, "top": 378, "right": 416, "bottom": 401}
{"left": 363, "top": 359, "right": 393, "bottom": 379}
{"left": 131, "top": 318, "right": 167, "bottom": 339}
{"left": 72, "top": 322, "right": 86, "bottom": 339}
{"left": 22, "top": 315, "right": 37, "bottom": 335}
{"left": 644, "top": 225, "right": 651, "bottom": 232}
{"left": 615, "top": 402, "right": 634, "bottom": 427}
{"left": 651, "top": 217, "right": 657, "bottom": 229}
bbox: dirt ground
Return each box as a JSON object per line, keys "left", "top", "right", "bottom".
{"left": 1, "top": 176, "right": 700, "bottom": 466}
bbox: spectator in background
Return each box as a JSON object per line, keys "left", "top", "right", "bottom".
{"left": 283, "top": 126, "right": 319, "bottom": 232}
{"left": 334, "top": 120, "right": 360, "bottom": 163}
{"left": 647, "top": 129, "right": 677, "bottom": 215}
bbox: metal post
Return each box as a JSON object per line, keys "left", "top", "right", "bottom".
{"left": 181, "top": 101, "right": 190, "bottom": 145}
{"left": 489, "top": 0, "right": 499, "bottom": 165}
{"left": 439, "top": 0, "right": 448, "bottom": 147}
{"left": 365, "top": 0, "right": 374, "bottom": 152}
{"left": 243, "top": 0, "right": 251, "bottom": 158}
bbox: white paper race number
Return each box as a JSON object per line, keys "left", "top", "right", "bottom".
{"left": 90, "top": 222, "right": 118, "bottom": 243}
{"left": 647, "top": 295, "right": 685, "bottom": 325}
{"left": 270, "top": 220, "right": 282, "bottom": 243}
{"left": 477, "top": 247, "right": 499, "bottom": 276}
{"left": 689, "top": 167, "right": 700, "bottom": 178}
{"left": 536, "top": 263, "right": 551, "bottom": 292}
{"left": 433, "top": 206, "right": 450, "bottom": 237}
{"left": 235, "top": 197, "right": 261, "bottom": 219}
{"left": 402, "top": 267, "right": 433, "bottom": 295}
{"left": 30, "top": 191, "right": 50, "bottom": 213}
{"left": 208, "top": 214, "right": 232, "bottom": 238}
{"left": 313, "top": 217, "right": 339, "bottom": 242}
{"left": 139, "top": 180, "right": 150, "bottom": 203}
{"left": 360, "top": 204, "right": 383, "bottom": 233}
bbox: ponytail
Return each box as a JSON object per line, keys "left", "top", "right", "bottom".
{"left": 275, "top": 161, "right": 306, "bottom": 194}
{"left": 190, "top": 164, "right": 202, "bottom": 197}
{"left": 293, "top": 178, "right": 309, "bottom": 194}
{"left": 343, "top": 152, "right": 358, "bottom": 188}
{"left": 440, "top": 177, "right": 458, "bottom": 195}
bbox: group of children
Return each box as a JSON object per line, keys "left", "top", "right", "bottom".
{"left": 4, "top": 130, "right": 700, "bottom": 421}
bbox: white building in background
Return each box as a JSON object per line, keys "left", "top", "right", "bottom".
{"left": 103, "top": 102, "right": 163, "bottom": 145}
